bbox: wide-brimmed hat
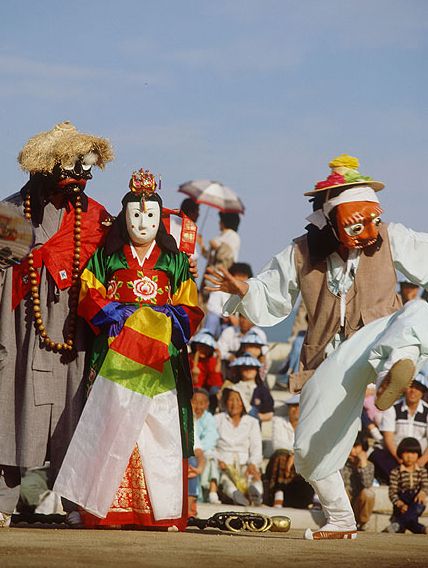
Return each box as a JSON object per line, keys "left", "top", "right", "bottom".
{"left": 304, "top": 154, "right": 384, "bottom": 197}
{"left": 240, "top": 330, "right": 266, "bottom": 346}
{"left": 230, "top": 352, "right": 262, "bottom": 368}
{"left": 190, "top": 329, "right": 216, "bottom": 349}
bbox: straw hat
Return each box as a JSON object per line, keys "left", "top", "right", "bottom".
{"left": 304, "top": 154, "right": 384, "bottom": 197}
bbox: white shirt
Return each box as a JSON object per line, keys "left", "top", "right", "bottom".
{"left": 214, "top": 412, "right": 263, "bottom": 466}
{"left": 272, "top": 416, "right": 296, "bottom": 453}
{"left": 206, "top": 290, "right": 231, "bottom": 317}
{"left": 130, "top": 241, "right": 156, "bottom": 267}
{"left": 217, "top": 325, "right": 268, "bottom": 360}
{"left": 380, "top": 399, "right": 428, "bottom": 452}
{"left": 224, "top": 223, "right": 428, "bottom": 328}
{"left": 212, "top": 229, "right": 240, "bottom": 262}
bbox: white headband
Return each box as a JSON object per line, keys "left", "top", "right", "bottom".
{"left": 306, "top": 186, "right": 380, "bottom": 229}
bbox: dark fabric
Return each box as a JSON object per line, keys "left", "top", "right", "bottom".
{"left": 264, "top": 450, "right": 314, "bottom": 509}
{"left": 251, "top": 384, "right": 274, "bottom": 414}
{"left": 369, "top": 447, "right": 399, "bottom": 484}
{"left": 392, "top": 490, "right": 426, "bottom": 534}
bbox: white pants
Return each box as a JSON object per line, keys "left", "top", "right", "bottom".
{"left": 54, "top": 378, "right": 183, "bottom": 520}
{"left": 295, "top": 299, "right": 428, "bottom": 482}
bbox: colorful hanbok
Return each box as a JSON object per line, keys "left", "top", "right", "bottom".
{"left": 55, "top": 178, "right": 203, "bottom": 530}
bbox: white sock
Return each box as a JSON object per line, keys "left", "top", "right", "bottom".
{"left": 309, "top": 471, "right": 356, "bottom": 530}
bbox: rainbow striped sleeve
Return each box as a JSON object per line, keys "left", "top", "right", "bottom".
{"left": 156, "top": 251, "right": 204, "bottom": 342}
{"left": 78, "top": 247, "right": 124, "bottom": 334}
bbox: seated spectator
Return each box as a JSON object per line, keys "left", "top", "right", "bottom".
{"left": 191, "top": 388, "right": 220, "bottom": 503}
{"left": 188, "top": 432, "right": 206, "bottom": 518}
{"left": 227, "top": 353, "right": 274, "bottom": 422}
{"left": 212, "top": 384, "right": 263, "bottom": 507}
{"left": 265, "top": 395, "right": 314, "bottom": 509}
{"left": 200, "top": 212, "right": 241, "bottom": 269}
{"left": 189, "top": 330, "right": 223, "bottom": 413}
{"left": 238, "top": 330, "right": 269, "bottom": 380}
{"left": 384, "top": 437, "right": 428, "bottom": 534}
{"left": 218, "top": 314, "right": 267, "bottom": 375}
{"left": 341, "top": 434, "right": 376, "bottom": 531}
{"left": 204, "top": 263, "right": 253, "bottom": 339}
{"left": 370, "top": 375, "right": 428, "bottom": 484}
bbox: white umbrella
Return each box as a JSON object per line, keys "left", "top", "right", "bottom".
{"left": 178, "top": 180, "right": 245, "bottom": 214}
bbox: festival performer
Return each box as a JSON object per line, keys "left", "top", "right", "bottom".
{"left": 0, "top": 121, "right": 113, "bottom": 527}
{"left": 54, "top": 168, "right": 204, "bottom": 530}
{"left": 205, "top": 154, "right": 428, "bottom": 539}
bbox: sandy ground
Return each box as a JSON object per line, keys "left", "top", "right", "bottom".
{"left": 0, "top": 528, "right": 426, "bottom": 568}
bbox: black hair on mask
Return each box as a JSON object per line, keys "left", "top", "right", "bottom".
{"left": 104, "top": 191, "right": 179, "bottom": 256}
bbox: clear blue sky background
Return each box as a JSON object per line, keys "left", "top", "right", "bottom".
{"left": 1, "top": 1, "right": 427, "bottom": 339}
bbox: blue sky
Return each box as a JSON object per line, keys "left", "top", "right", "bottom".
{"left": 1, "top": 1, "right": 428, "bottom": 338}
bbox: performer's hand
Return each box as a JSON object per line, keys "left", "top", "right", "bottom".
{"left": 188, "top": 255, "right": 198, "bottom": 279}
{"left": 204, "top": 265, "right": 249, "bottom": 297}
{"left": 188, "top": 464, "right": 203, "bottom": 478}
{"left": 218, "top": 460, "right": 227, "bottom": 471}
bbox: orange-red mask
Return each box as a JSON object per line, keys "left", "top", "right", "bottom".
{"left": 334, "top": 201, "right": 383, "bottom": 249}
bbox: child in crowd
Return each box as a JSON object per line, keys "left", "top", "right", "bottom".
{"left": 228, "top": 353, "right": 274, "bottom": 422}
{"left": 191, "top": 388, "right": 220, "bottom": 504}
{"left": 189, "top": 330, "right": 223, "bottom": 413}
{"left": 238, "top": 330, "right": 269, "bottom": 380}
{"left": 385, "top": 437, "right": 428, "bottom": 534}
{"left": 212, "top": 385, "right": 263, "bottom": 507}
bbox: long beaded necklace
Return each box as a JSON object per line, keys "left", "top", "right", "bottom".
{"left": 24, "top": 191, "right": 82, "bottom": 352}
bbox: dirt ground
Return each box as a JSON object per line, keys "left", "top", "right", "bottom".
{"left": 0, "top": 528, "right": 426, "bottom": 568}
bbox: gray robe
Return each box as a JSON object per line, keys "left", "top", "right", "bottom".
{"left": 0, "top": 194, "right": 92, "bottom": 477}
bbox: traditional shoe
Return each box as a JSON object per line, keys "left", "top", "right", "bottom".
{"left": 0, "top": 512, "right": 12, "bottom": 528}
{"left": 304, "top": 527, "right": 357, "bottom": 540}
{"left": 248, "top": 485, "right": 263, "bottom": 507}
{"left": 375, "top": 359, "right": 415, "bottom": 411}
{"left": 65, "top": 511, "right": 83, "bottom": 529}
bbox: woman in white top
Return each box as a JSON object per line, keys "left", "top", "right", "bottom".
{"left": 212, "top": 383, "right": 263, "bottom": 507}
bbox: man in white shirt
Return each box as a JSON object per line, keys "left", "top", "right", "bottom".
{"left": 205, "top": 154, "right": 428, "bottom": 539}
{"left": 370, "top": 375, "right": 428, "bottom": 483}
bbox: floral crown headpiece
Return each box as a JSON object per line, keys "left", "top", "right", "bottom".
{"left": 304, "top": 154, "right": 384, "bottom": 196}
{"left": 129, "top": 168, "right": 161, "bottom": 199}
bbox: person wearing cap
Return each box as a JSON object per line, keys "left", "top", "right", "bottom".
{"left": 226, "top": 352, "right": 274, "bottom": 422}
{"left": 384, "top": 437, "right": 428, "bottom": 534}
{"left": 206, "top": 154, "right": 428, "bottom": 539}
{"left": 266, "top": 394, "right": 314, "bottom": 509}
{"left": 213, "top": 384, "right": 263, "bottom": 507}
{"left": 370, "top": 375, "right": 428, "bottom": 484}
{"left": 189, "top": 329, "right": 223, "bottom": 413}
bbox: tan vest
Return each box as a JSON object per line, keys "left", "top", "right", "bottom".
{"left": 290, "top": 223, "right": 401, "bottom": 392}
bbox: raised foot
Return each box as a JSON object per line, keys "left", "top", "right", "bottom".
{"left": 375, "top": 359, "right": 415, "bottom": 411}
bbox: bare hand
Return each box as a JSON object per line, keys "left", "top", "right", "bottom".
{"left": 204, "top": 265, "right": 249, "bottom": 297}
{"left": 245, "top": 463, "right": 259, "bottom": 478}
{"left": 218, "top": 460, "right": 227, "bottom": 471}
{"left": 188, "top": 464, "right": 202, "bottom": 478}
{"left": 415, "top": 490, "right": 427, "bottom": 504}
{"left": 187, "top": 256, "right": 198, "bottom": 279}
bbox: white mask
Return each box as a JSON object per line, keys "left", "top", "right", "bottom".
{"left": 125, "top": 201, "right": 160, "bottom": 245}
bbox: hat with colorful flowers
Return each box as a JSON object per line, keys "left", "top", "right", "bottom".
{"left": 304, "top": 154, "right": 384, "bottom": 197}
